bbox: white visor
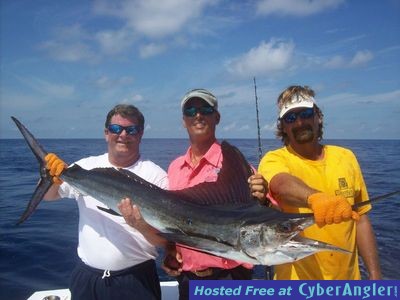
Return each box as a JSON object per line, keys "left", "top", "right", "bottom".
{"left": 279, "top": 94, "right": 316, "bottom": 118}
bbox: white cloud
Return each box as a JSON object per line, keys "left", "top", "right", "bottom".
{"left": 96, "top": 28, "right": 135, "bottom": 54}
{"left": 378, "top": 45, "right": 400, "bottom": 55}
{"left": 37, "top": 81, "right": 75, "bottom": 98}
{"left": 350, "top": 50, "right": 373, "bottom": 66}
{"left": 324, "top": 50, "right": 373, "bottom": 69}
{"left": 139, "top": 43, "right": 167, "bottom": 58}
{"left": 321, "top": 89, "right": 400, "bottom": 106}
{"left": 222, "top": 122, "right": 237, "bottom": 132}
{"left": 262, "top": 122, "right": 276, "bottom": 132}
{"left": 40, "top": 23, "right": 135, "bottom": 61}
{"left": 94, "top": 0, "right": 215, "bottom": 39}
{"left": 0, "top": 91, "right": 48, "bottom": 110}
{"left": 356, "top": 89, "right": 400, "bottom": 104}
{"left": 39, "top": 24, "right": 100, "bottom": 62}
{"left": 256, "top": 0, "right": 345, "bottom": 16}
{"left": 226, "top": 39, "right": 294, "bottom": 77}
{"left": 324, "top": 55, "right": 346, "bottom": 68}
{"left": 40, "top": 0, "right": 225, "bottom": 61}
{"left": 121, "top": 93, "right": 144, "bottom": 103}
{"left": 40, "top": 40, "right": 96, "bottom": 62}
{"left": 17, "top": 77, "right": 75, "bottom": 98}
{"left": 239, "top": 124, "right": 250, "bottom": 131}
{"left": 95, "top": 76, "right": 134, "bottom": 88}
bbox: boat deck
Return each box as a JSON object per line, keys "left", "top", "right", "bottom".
{"left": 28, "top": 281, "right": 179, "bottom": 300}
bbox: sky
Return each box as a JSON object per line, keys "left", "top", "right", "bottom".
{"left": 1, "top": 0, "right": 399, "bottom": 140}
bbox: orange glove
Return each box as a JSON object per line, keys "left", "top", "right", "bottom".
{"left": 307, "top": 192, "right": 360, "bottom": 226}
{"left": 45, "top": 153, "right": 67, "bottom": 184}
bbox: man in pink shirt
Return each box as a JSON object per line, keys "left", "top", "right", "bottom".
{"left": 162, "top": 89, "right": 253, "bottom": 300}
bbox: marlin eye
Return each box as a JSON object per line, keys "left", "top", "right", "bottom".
{"left": 278, "top": 222, "right": 292, "bottom": 232}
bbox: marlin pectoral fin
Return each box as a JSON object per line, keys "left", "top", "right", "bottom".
{"left": 97, "top": 206, "right": 121, "bottom": 216}
{"left": 17, "top": 177, "right": 53, "bottom": 225}
{"left": 158, "top": 232, "right": 233, "bottom": 254}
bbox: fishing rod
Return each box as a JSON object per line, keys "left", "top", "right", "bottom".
{"left": 253, "top": 77, "right": 263, "bottom": 162}
{"left": 352, "top": 190, "right": 400, "bottom": 209}
{"left": 253, "top": 77, "right": 274, "bottom": 280}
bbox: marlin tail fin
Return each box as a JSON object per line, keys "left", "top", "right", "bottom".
{"left": 11, "top": 117, "right": 53, "bottom": 225}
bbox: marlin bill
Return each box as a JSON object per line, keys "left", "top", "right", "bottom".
{"left": 11, "top": 116, "right": 349, "bottom": 266}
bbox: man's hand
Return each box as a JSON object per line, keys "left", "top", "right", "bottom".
{"left": 119, "top": 197, "right": 167, "bottom": 246}
{"left": 45, "top": 153, "right": 67, "bottom": 184}
{"left": 118, "top": 197, "right": 146, "bottom": 229}
{"left": 161, "top": 243, "right": 183, "bottom": 277}
{"left": 248, "top": 173, "right": 268, "bottom": 204}
{"left": 307, "top": 192, "right": 360, "bottom": 226}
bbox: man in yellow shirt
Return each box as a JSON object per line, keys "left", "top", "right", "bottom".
{"left": 258, "top": 85, "right": 381, "bottom": 279}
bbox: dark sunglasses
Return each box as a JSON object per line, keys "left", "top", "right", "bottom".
{"left": 183, "top": 106, "right": 215, "bottom": 117}
{"left": 107, "top": 124, "right": 142, "bottom": 136}
{"left": 282, "top": 107, "right": 315, "bottom": 124}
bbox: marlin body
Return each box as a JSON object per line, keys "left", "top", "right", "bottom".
{"left": 12, "top": 116, "right": 349, "bottom": 266}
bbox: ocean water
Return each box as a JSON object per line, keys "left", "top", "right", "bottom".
{"left": 0, "top": 138, "right": 399, "bottom": 299}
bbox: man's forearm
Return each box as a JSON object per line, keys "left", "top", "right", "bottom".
{"left": 136, "top": 222, "right": 167, "bottom": 247}
{"left": 356, "top": 214, "right": 382, "bottom": 279}
{"left": 269, "top": 172, "right": 317, "bottom": 207}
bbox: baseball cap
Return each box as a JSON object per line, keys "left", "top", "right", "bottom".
{"left": 279, "top": 94, "right": 316, "bottom": 118}
{"left": 181, "top": 89, "right": 218, "bottom": 110}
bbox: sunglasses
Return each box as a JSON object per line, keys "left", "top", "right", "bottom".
{"left": 183, "top": 106, "right": 215, "bottom": 117}
{"left": 107, "top": 124, "right": 142, "bottom": 136}
{"left": 281, "top": 107, "right": 315, "bottom": 124}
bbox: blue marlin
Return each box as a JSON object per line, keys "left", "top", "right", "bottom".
{"left": 12, "top": 116, "right": 351, "bottom": 265}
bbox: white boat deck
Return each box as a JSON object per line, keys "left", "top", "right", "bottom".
{"left": 28, "top": 281, "right": 179, "bottom": 300}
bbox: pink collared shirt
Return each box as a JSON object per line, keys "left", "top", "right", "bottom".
{"left": 168, "top": 142, "right": 252, "bottom": 272}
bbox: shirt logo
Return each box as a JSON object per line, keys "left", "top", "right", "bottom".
{"left": 335, "top": 177, "right": 354, "bottom": 198}
{"left": 338, "top": 178, "right": 348, "bottom": 189}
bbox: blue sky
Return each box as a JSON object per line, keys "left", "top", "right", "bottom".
{"left": 1, "top": 0, "right": 399, "bottom": 139}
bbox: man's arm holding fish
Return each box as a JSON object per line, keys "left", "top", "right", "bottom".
{"left": 256, "top": 172, "right": 360, "bottom": 226}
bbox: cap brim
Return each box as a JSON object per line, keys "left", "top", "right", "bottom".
{"left": 181, "top": 96, "right": 215, "bottom": 108}
{"left": 181, "top": 89, "right": 218, "bottom": 110}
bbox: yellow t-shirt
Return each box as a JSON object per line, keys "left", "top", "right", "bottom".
{"left": 258, "top": 145, "right": 371, "bottom": 280}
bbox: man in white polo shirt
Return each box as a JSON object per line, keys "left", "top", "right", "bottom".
{"left": 44, "top": 104, "right": 168, "bottom": 300}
